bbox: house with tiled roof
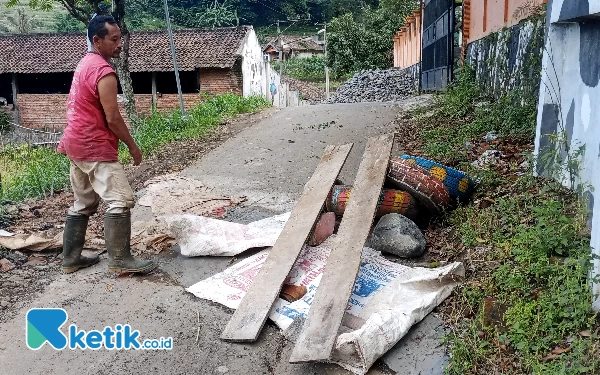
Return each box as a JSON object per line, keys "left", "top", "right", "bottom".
{"left": 263, "top": 34, "right": 324, "bottom": 62}
{"left": 0, "top": 26, "right": 268, "bottom": 129}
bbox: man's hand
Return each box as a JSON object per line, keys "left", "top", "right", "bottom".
{"left": 98, "top": 73, "right": 142, "bottom": 165}
{"left": 129, "top": 145, "right": 143, "bottom": 166}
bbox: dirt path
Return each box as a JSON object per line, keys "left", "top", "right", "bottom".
{"left": 0, "top": 98, "right": 447, "bottom": 375}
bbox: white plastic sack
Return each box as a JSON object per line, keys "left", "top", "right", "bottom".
{"left": 187, "top": 237, "right": 464, "bottom": 374}
{"left": 162, "top": 213, "right": 291, "bottom": 257}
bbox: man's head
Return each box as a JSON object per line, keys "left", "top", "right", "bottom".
{"left": 88, "top": 15, "right": 122, "bottom": 59}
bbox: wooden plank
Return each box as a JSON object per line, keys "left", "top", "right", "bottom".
{"left": 221, "top": 143, "right": 353, "bottom": 342}
{"left": 289, "top": 133, "right": 394, "bottom": 363}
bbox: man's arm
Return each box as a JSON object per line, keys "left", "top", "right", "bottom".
{"left": 97, "top": 73, "right": 142, "bottom": 166}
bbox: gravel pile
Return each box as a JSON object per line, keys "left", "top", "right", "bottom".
{"left": 325, "top": 68, "right": 416, "bottom": 104}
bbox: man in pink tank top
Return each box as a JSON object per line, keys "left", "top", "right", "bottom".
{"left": 57, "top": 15, "right": 154, "bottom": 275}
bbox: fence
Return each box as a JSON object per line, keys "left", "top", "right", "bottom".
{"left": 1, "top": 121, "right": 62, "bottom": 147}
{"left": 264, "top": 62, "right": 310, "bottom": 108}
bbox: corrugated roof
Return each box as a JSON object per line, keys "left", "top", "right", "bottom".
{"left": 0, "top": 26, "right": 252, "bottom": 74}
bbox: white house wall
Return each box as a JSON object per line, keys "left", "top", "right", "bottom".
{"left": 241, "top": 28, "right": 266, "bottom": 98}
{"left": 535, "top": 0, "right": 600, "bottom": 310}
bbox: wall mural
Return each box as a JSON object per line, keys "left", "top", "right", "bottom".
{"left": 535, "top": 0, "right": 600, "bottom": 309}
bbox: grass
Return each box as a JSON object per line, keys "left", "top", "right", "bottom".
{"left": 0, "top": 145, "right": 70, "bottom": 202}
{"left": 444, "top": 178, "right": 599, "bottom": 374}
{"left": 407, "top": 66, "right": 600, "bottom": 374}
{"left": 0, "top": 0, "right": 66, "bottom": 33}
{"left": 416, "top": 66, "right": 537, "bottom": 167}
{"left": 119, "top": 94, "right": 269, "bottom": 161}
{"left": 0, "top": 94, "right": 270, "bottom": 208}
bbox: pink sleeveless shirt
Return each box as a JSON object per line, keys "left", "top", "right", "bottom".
{"left": 57, "top": 53, "right": 119, "bottom": 162}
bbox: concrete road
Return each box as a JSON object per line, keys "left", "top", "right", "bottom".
{"left": 0, "top": 99, "right": 447, "bottom": 375}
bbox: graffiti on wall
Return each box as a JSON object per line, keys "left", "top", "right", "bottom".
{"left": 535, "top": 0, "right": 600, "bottom": 310}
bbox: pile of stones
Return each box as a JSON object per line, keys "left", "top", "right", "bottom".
{"left": 325, "top": 68, "right": 417, "bottom": 104}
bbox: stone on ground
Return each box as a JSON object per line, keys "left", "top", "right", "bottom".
{"left": 369, "top": 213, "right": 426, "bottom": 258}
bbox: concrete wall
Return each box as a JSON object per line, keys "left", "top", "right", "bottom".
{"left": 394, "top": 10, "right": 422, "bottom": 69}
{"left": 240, "top": 28, "right": 266, "bottom": 98}
{"left": 464, "top": 0, "right": 548, "bottom": 44}
{"left": 466, "top": 16, "right": 545, "bottom": 98}
{"left": 295, "top": 51, "right": 324, "bottom": 59}
{"left": 534, "top": 0, "right": 600, "bottom": 310}
{"left": 263, "top": 62, "right": 307, "bottom": 108}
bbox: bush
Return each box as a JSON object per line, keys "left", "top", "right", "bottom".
{"left": 0, "top": 108, "right": 10, "bottom": 133}
{"left": 271, "top": 56, "right": 326, "bottom": 81}
{"left": 327, "top": 1, "right": 419, "bottom": 76}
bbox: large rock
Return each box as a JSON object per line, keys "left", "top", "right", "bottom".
{"left": 369, "top": 214, "right": 426, "bottom": 258}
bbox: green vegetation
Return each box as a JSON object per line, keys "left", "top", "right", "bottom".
{"left": 0, "top": 95, "right": 269, "bottom": 206}
{"left": 327, "top": 0, "right": 419, "bottom": 76}
{"left": 120, "top": 94, "right": 269, "bottom": 160}
{"left": 407, "top": 66, "right": 600, "bottom": 374}
{"left": 271, "top": 56, "right": 327, "bottom": 81}
{"left": 444, "top": 178, "right": 599, "bottom": 374}
{"left": 0, "top": 146, "right": 70, "bottom": 202}
{"left": 0, "top": 0, "right": 68, "bottom": 33}
{"left": 415, "top": 66, "right": 537, "bottom": 166}
{"left": 0, "top": 109, "right": 10, "bottom": 133}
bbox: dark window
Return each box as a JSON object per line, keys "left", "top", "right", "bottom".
{"left": 153, "top": 71, "right": 199, "bottom": 94}
{"left": 0, "top": 74, "right": 12, "bottom": 105}
{"left": 18, "top": 73, "right": 74, "bottom": 94}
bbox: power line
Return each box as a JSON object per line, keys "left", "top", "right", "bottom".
{"left": 259, "top": 0, "right": 283, "bottom": 9}
{"left": 255, "top": 0, "right": 288, "bottom": 17}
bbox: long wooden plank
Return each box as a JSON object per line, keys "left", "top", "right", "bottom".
{"left": 289, "top": 133, "right": 394, "bottom": 363}
{"left": 221, "top": 143, "right": 353, "bottom": 342}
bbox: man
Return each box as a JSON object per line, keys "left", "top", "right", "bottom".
{"left": 57, "top": 15, "right": 154, "bottom": 275}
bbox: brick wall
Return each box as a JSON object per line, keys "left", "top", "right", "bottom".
{"left": 16, "top": 66, "right": 244, "bottom": 130}
{"left": 200, "top": 65, "right": 243, "bottom": 95}
{"left": 17, "top": 93, "right": 205, "bottom": 130}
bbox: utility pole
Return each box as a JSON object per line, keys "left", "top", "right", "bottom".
{"left": 277, "top": 21, "right": 283, "bottom": 76}
{"left": 317, "top": 22, "right": 330, "bottom": 99}
{"left": 324, "top": 22, "right": 329, "bottom": 100}
{"left": 163, "top": 0, "right": 185, "bottom": 114}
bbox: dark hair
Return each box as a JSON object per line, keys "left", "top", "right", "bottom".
{"left": 87, "top": 15, "right": 117, "bottom": 44}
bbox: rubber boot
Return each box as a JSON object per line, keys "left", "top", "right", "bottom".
{"left": 62, "top": 215, "right": 100, "bottom": 273}
{"left": 104, "top": 212, "right": 155, "bottom": 274}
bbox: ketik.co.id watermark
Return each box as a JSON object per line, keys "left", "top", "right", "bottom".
{"left": 26, "top": 308, "right": 173, "bottom": 350}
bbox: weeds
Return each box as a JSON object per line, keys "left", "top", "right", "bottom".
{"left": 445, "top": 181, "right": 599, "bottom": 374}
{"left": 0, "top": 145, "right": 69, "bottom": 203}
{"left": 417, "top": 66, "right": 537, "bottom": 166}
{"left": 120, "top": 94, "right": 269, "bottom": 161}
{"left": 408, "top": 66, "right": 600, "bottom": 374}
{"left": 271, "top": 56, "right": 327, "bottom": 81}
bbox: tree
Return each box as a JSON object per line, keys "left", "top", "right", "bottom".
{"left": 326, "top": 0, "right": 419, "bottom": 76}
{"left": 0, "top": 8, "right": 39, "bottom": 33}
{"left": 53, "top": 12, "right": 86, "bottom": 32}
{"left": 196, "top": 0, "right": 238, "bottom": 28}
{"left": 7, "top": 0, "right": 140, "bottom": 125}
